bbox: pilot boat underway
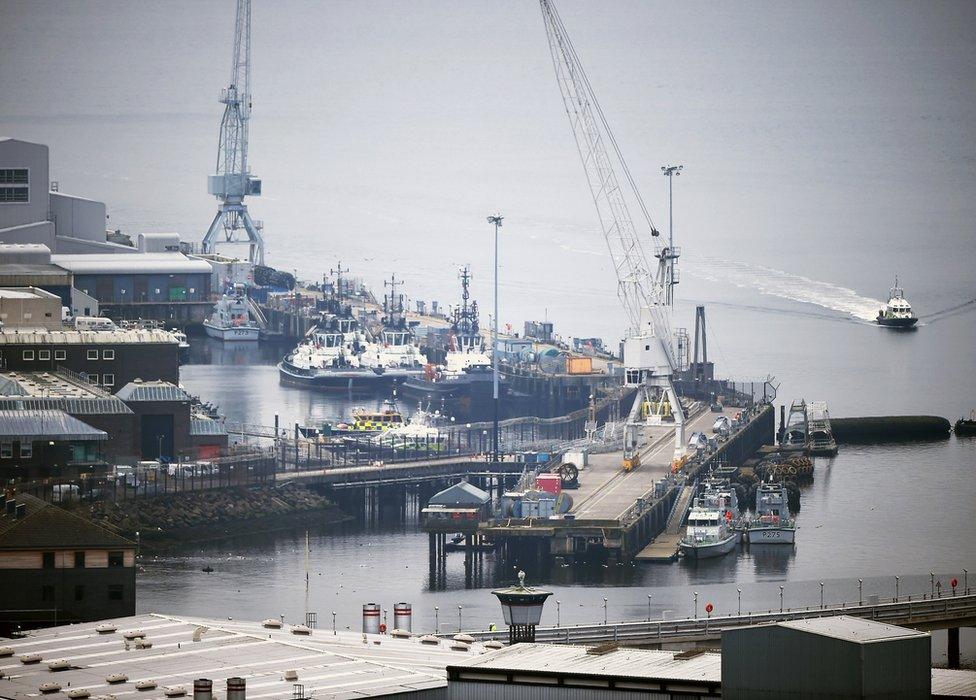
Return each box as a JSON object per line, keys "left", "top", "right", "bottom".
{"left": 679, "top": 481, "right": 740, "bottom": 559}
{"left": 746, "top": 482, "right": 796, "bottom": 544}
{"left": 876, "top": 277, "right": 918, "bottom": 328}
{"left": 204, "top": 285, "right": 260, "bottom": 341}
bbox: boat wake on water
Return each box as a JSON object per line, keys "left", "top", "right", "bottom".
{"left": 689, "top": 257, "right": 884, "bottom": 322}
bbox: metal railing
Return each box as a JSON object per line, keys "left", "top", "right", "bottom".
{"left": 458, "top": 592, "right": 976, "bottom": 645}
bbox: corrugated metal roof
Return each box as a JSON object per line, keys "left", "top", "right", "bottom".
{"left": 115, "top": 381, "right": 190, "bottom": 403}
{"left": 0, "top": 409, "right": 107, "bottom": 441}
{"left": 190, "top": 417, "right": 228, "bottom": 436}
{"left": 779, "top": 615, "right": 928, "bottom": 643}
{"left": 452, "top": 643, "right": 722, "bottom": 683}
{"left": 0, "top": 328, "right": 177, "bottom": 344}
{"left": 0, "top": 396, "right": 133, "bottom": 414}
{"left": 52, "top": 252, "right": 213, "bottom": 275}
{"left": 0, "top": 494, "right": 134, "bottom": 549}
{"left": 0, "top": 613, "right": 492, "bottom": 698}
{"left": 0, "top": 372, "right": 134, "bottom": 414}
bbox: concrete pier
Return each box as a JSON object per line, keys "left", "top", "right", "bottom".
{"left": 481, "top": 403, "right": 775, "bottom": 561}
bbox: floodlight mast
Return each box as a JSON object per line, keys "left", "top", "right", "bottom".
{"left": 539, "top": 0, "right": 685, "bottom": 464}
{"left": 201, "top": 0, "right": 266, "bottom": 265}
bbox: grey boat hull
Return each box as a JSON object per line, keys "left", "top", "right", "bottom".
{"left": 746, "top": 526, "right": 796, "bottom": 544}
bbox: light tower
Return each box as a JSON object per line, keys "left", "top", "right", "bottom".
{"left": 201, "top": 0, "right": 266, "bottom": 266}
{"left": 660, "top": 164, "right": 682, "bottom": 307}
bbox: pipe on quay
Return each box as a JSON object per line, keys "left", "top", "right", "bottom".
{"left": 831, "top": 415, "right": 951, "bottom": 442}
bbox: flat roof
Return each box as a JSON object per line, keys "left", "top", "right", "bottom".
{"left": 451, "top": 644, "right": 721, "bottom": 685}
{"left": 0, "top": 613, "right": 495, "bottom": 698}
{"left": 0, "top": 494, "right": 133, "bottom": 550}
{"left": 778, "top": 615, "right": 929, "bottom": 643}
{"left": 0, "top": 288, "right": 54, "bottom": 300}
{"left": 933, "top": 668, "right": 976, "bottom": 698}
{"left": 0, "top": 328, "right": 177, "bottom": 345}
{"left": 51, "top": 252, "right": 213, "bottom": 275}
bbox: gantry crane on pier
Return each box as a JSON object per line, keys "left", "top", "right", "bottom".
{"left": 538, "top": 0, "right": 685, "bottom": 469}
{"left": 201, "top": 0, "right": 266, "bottom": 265}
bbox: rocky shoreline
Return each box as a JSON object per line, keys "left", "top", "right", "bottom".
{"left": 71, "top": 485, "right": 351, "bottom": 550}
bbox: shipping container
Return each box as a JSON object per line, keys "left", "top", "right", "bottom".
{"left": 536, "top": 473, "right": 562, "bottom": 495}
{"left": 567, "top": 356, "right": 593, "bottom": 374}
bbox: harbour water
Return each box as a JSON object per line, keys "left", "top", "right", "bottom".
{"left": 3, "top": 0, "right": 975, "bottom": 665}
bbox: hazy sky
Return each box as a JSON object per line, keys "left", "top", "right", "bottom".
{"left": 1, "top": 0, "right": 974, "bottom": 341}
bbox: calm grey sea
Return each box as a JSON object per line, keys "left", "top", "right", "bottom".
{"left": 2, "top": 0, "right": 974, "bottom": 660}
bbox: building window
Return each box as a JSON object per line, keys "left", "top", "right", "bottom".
{"left": 0, "top": 443, "right": 11, "bottom": 459}
{"left": 107, "top": 584, "right": 124, "bottom": 601}
{"left": 102, "top": 349, "right": 115, "bottom": 360}
{"left": 23, "top": 350, "right": 34, "bottom": 361}
{"left": 87, "top": 349, "right": 99, "bottom": 360}
{"left": 54, "top": 349, "right": 66, "bottom": 361}
{"left": 19, "top": 442, "right": 32, "bottom": 458}
{"left": 74, "top": 551, "right": 86, "bottom": 568}
{"left": 0, "top": 168, "right": 28, "bottom": 184}
{"left": 108, "top": 551, "right": 124, "bottom": 568}
{"left": 74, "top": 585, "right": 85, "bottom": 602}
{"left": 43, "top": 552, "right": 55, "bottom": 569}
{"left": 102, "top": 374, "right": 115, "bottom": 387}
{"left": 42, "top": 585, "right": 55, "bottom": 602}
{"left": 38, "top": 350, "right": 50, "bottom": 361}
{"left": 88, "top": 375, "right": 99, "bottom": 385}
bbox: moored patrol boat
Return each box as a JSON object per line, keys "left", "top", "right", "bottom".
{"left": 204, "top": 284, "right": 260, "bottom": 341}
{"left": 746, "top": 481, "right": 797, "bottom": 544}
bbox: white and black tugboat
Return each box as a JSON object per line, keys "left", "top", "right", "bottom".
{"left": 400, "top": 265, "right": 500, "bottom": 420}
{"left": 876, "top": 277, "right": 918, "bottom": 328}
{"left": 278, "top": 270, "right": 426, "bottom": 391}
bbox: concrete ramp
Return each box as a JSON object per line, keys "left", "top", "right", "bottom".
{"left": 635, "top": 483, "right": 695, "bottom": 562}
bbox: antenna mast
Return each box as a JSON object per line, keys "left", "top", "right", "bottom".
{"left": 201, "top": 0, "right": 266, "bottom": 265}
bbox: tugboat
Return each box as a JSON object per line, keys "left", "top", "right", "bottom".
{"left": 278, "top": 269, "right": 424, "bottom": 391}
{"left": 679, "top": 481, "right": 740, "bottom": 559}
{"left": 876, "top": 277, "right": 918, "bottom": 328}
{"left": 204, "top": 284, "right": 260, "bottom": 341}
{"left": 400, "top": 266, "right": 499, "bottom": 421}
{"left": 745, "top": 482, "right": 796, "bottom": 544}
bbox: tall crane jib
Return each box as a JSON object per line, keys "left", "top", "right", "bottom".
{"left": 538, "top": 0, "right": 685, "bottom": 467}
{"left": 201, "top": 0, "right": 266, "bottom": 266}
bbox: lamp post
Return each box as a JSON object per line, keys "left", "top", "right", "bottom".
{"left": 820, "top": 581, "right": 824, "bottom": 609}
{"left": 737, "top": 588, "right": 742, "bottom": 615}
{"left": 458, "top": 605, "right": 462, "bottom": 633}
{"left": 556, "top": 600, "right": 561, "bottom": 628}
{"left": 858, "top": 579, "right": 863, "bottom": 606}
{"left": 492, "top": 571, "right": 551, "bottom": 644}
{"left": 331, "top": 611, "right": 336, "bottom": 635}
{"left": 930, "top": 571, "right": 935, "bottom": 598}
{"left": 895, "top": 576, "right": 900, "bottom": 602}
{"left": 603, "top": 597, "right": 608, "bottom": 625}
{"left": 434, "top": 606, "right": 439, "bottom": 633}
{"left": 647, "top": 594, "right": 652, "bottom": 622}
{"left": 487, "top": 214, "right": 503, "bottom": 465}
{"left": 779, "top": 586, "right": 784, "bottom": 613}
{"left": 660, "top": 164, "right": 682, "bottom": 306}
{"left": 693, "top": 591, "right": 698, "bottom": 619}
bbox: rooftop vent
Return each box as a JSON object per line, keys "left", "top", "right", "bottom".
{"left": 38, "top": 681, "right": 61, "bottom": 694}
{"left": 46, "top": 659, "right": 70, "bottom": 671}
{"left": 163, "top": 687, "right": 187, "bottom": 697}
{"left": 19, "top": 653, "right": 42, "bottom": 664}
{"left": 106, "top": 672, "right": 128, "bottom": 684}
{"left": 66, "top": 689, "right": 91, "bottom": 698}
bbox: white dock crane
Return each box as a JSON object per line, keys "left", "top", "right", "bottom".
{"left": 201, "top": 0, "right": 265, "bottom": 266}
{"left": 539, "top": 0, "right": 685, "bottom": 470}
